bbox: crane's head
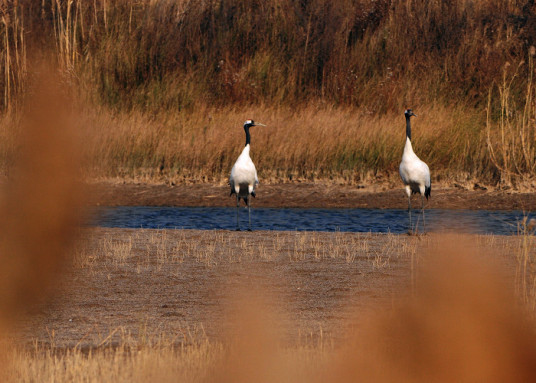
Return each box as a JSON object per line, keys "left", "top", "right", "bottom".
{"left": 244, "top": 120, "right": 266, "bottom": 129}
{"left": 404, "top": 109, "right": 417, "bottom": 118}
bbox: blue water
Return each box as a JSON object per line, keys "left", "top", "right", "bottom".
{"left": 91, "top": 207, "right": 531, "bottom": 235}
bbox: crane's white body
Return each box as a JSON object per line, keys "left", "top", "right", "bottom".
{"left": 229, "top": 120, "right": 265, "bottom": 231}
{"left": 399, "top": 137, "right": 431, "bottom": 198}
{"left": 399, "top": 110, "right": 431, "bottom": 234}
{"left": 230, "top": 144, "right": 258, "bottom": 199}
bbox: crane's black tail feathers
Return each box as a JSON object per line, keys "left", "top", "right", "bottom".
{"left": 425, "top": 185, "right": 431, "bottom": 200}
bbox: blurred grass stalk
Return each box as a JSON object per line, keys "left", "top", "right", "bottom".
{"left": 516, "top": 217, "right": 536, "bottom": 313}
{"left": 0, "top": 61, "right": 83, "bottom": 329}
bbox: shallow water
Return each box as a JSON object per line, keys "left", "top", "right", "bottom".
{"left": 92, "top": 207, "right": 531, "bottom": 235}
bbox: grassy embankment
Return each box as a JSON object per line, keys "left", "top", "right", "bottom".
{"left": 0, "top": 1, "right": 535, "bottom": 186}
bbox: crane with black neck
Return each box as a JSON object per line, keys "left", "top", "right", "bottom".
{"left": 229, "top": 119, "right": 266, "bottom": 231}
{"left": 399, "top": 109, "right": 431, "bottom": 234}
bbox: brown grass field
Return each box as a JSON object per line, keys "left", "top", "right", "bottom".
{"left": 2, "top": 1, "right": 536, "bottom": 381}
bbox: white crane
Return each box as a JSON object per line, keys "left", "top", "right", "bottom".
{"left": 399, "top": 109, "right": 431, "bottom": 234}
{"left": 229, "top": 119, "right": 266, "bottom": 231}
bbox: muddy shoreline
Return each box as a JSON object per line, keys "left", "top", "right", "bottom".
{"left": 88, "top": 181, "right": 536, "bottom": 211}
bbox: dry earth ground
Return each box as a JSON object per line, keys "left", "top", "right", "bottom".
{"left": 13, "top": 229, "right": 518, "bottom": 352}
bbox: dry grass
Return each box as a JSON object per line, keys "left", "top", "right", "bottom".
{"left": 486, "top": 56, "right": 536, "bottom": 186}
{"left": 5, "top": 331, "right": 329, "bottom": 383}
{"left": 64, "top": 102, "right": 484, "bottom": 185}
{"left": 7, "top": 227, "right": 419, "bottom": 382}
{"left": 5, "top": 230, "right": 536, "bottom": 382}
{"left": 5, "top": 337, "right": 224, "bottom": 382}
{"left": 71, "top": 228, "right": 419, "bottom": 271}
{"left": 0, "top": 1, "right": 535, "bottom": 184}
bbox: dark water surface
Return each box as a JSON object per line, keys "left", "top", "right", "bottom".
{"left": 92, "top": 206, "right": 532, "bottom": 235}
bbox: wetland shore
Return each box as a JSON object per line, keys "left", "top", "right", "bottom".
{"left": 89, "top": 180, "right": 536, "bottom": 210}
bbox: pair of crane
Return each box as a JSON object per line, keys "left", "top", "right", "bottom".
{"left": 229, "top": 111, "right": 431, "bottom": 234}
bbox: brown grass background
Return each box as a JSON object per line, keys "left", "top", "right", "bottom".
{"left": 0, "top": 1, "right": 534, "bottom": 185}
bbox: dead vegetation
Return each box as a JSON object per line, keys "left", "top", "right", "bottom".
{"left": 0, "top": 1, "right": 536, "bottom": 184}
{"left": 4, "top": 229, "right": 536, "bottom": 382}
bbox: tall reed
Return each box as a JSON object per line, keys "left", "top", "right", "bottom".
{"left": 515, "top": 217, "right": 536, "bottom": 314}
{"left": 77, "top": 103, "right": 485, "bottom": 183}
{"left": 5, "top": 0, "right": 530, "bottom": 110}
{"left": 0, "top": 2, "right": 26, "bottom": 111}
{"left": 1, "top": 1, "right": 536, "bottom": 183}
{"left": 486, "top": 48, "right": 536, "bottom": 186}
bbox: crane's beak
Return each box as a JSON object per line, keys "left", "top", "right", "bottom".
{"left": 254, "top": 122, "right": 267, "bottom": 127}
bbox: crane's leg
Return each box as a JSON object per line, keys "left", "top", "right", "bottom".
{"left": 235, "top": 195, "right": 240, "bottom": 231}
{"left": 421, "top": 195, "right": 426, "bottom": 234}
{"left": 408, "top": 195, "right": 412, "bottom": 234}
{"left": 246, "top": 196, "right": 252, "bottom": 231}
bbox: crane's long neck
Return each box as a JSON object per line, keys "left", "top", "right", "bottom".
{"left": 244, "top": 126, "right": 251, "bottom": 147}
{"left": 403, "top": 116, "right": 415, "bottom": 157}
{"left": 405, "top": 115, "right": 412, "bottom": 142}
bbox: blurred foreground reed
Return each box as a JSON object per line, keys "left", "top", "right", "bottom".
{"left": 0, "top": 64, "right": 83, "bottom": 330}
